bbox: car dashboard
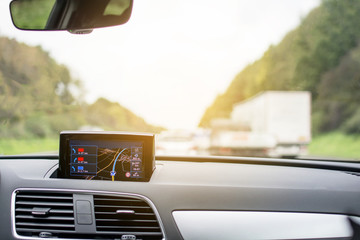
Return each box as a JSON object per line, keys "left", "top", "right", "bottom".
{"left": 0, "top": 154, "right": 360, "bottom": 240}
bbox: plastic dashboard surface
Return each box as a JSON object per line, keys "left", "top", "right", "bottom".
{"left": 0, "top": 156, "right": 360, "bottom": 239}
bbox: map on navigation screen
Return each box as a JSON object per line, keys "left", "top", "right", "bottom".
{"left": 69, "top": 140, "right": 144, "bottom": 181}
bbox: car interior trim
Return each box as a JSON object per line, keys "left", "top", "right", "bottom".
{"left": 172, "top": 210, "right": 354, "bottom": 240}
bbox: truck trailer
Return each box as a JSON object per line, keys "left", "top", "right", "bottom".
{"left": 210, "top": 91, "right": 311, "bottom": 157}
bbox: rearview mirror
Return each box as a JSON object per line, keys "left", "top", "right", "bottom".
{"left": 10, "top": 0, "right": 133, "bottom": 32}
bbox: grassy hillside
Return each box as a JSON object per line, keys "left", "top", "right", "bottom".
{"left": 0, "top": 138, "right": 58, "bottom": 155}
{"left": 0, "top": 36, "right": 163, "bottom": 139}
{"left": 309, "top": 132, "right": 360, "bottom": 159}
{"left": 85, "top": 98, "right": 164, "bottom": 133}
{"left": 199, "top": 0, "right": 360, "bottom": 136}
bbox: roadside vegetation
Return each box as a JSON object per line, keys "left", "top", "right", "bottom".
{"left": 0, "top": 36, "right": 164, "bottom": 155}
{"left": 0, "top": 138, "right": 58, "bottom": 155}
{"left": 308, "top": 132, "right": 360, "bottom": 160}
{"left": 0, "top": 37, "right": 163, "bottom": 140}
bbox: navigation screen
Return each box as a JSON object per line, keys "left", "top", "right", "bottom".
{"left": 59, "top": 132, "right": 155, "bottom": 182}
{"left": 69, "top": 140, "right": 144, "bottom": 180}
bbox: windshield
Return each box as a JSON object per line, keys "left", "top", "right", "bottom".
{"left": 0, "top": 0, "right": 359, "bottom": 161}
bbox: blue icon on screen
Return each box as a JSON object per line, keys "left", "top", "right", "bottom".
{"left": 78, "top": 166, "right": 84, "bottom": 171}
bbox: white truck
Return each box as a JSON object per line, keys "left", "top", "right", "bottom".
{"left": 209, "top": 118, "right": 277, "bottom": 157}
{"left": 210, "top": 91, "right": 311, "bottom": 157}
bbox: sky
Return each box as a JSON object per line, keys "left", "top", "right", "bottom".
{"left": 0, "top": 0, "right": 320, "bottom": 129}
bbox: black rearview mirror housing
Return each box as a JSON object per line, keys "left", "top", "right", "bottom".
{"left": 10, "top": 0, "right": 133, "bottom": 33}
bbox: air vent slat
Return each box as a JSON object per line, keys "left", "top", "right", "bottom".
{"left": 97, "top": 226, "right": 160, "bottom": 230}
{"left": 94, "top": 197, "right": 143, "bottom": 202}
{"left": 95, "top": 212, "right": 155, "bottom": 216}
{"left": 96, "top": 219, "right": 158, "bottom": 223}
{"left": 16, "top": 195, "right": 73, "bottom": 200}
{"left": 95, "top": 231, "right": 163, "bottom": 236}
{"left": 16, "top": 208, "right": 74, "bottom": 214}
{"left": 16, "top": 227, "right": 76, "bottom": 234}
{"left": 16, "top": 222, "right": 75, "bottom": 228}
{"left": 16, "top": 201, "right": 73, "bottom": 207}
{"left": 16, "top": 215, "right": 75, "bottom": 221}
{"left": 95, "top": 205, "right": 151, "bottom": 209}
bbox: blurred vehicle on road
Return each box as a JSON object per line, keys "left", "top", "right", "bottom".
{"left": 210, "top": 91, "right": 311, "bottom": 158}
{"left": 156, "top": 130, "right": 198, "bottom": 156}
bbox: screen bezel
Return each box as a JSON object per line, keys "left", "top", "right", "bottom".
{"left": 59, "top": 131, "right": 155, "bottom": 182}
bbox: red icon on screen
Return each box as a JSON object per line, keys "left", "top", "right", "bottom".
{"left": 78, "top": 157, "right": 84, "bottom": 162}
{"left": 78, "top": 148, "right": 84, "bottom": 153}
{"left": 125, "top": 172, "right": 131, "bottom": 178}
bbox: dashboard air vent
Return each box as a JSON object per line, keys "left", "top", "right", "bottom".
{"left": 94, "top": 194, "right": 164, "bottom": 240}
{"left": 14, "top": 190, "right": 75, "bottom": 238}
